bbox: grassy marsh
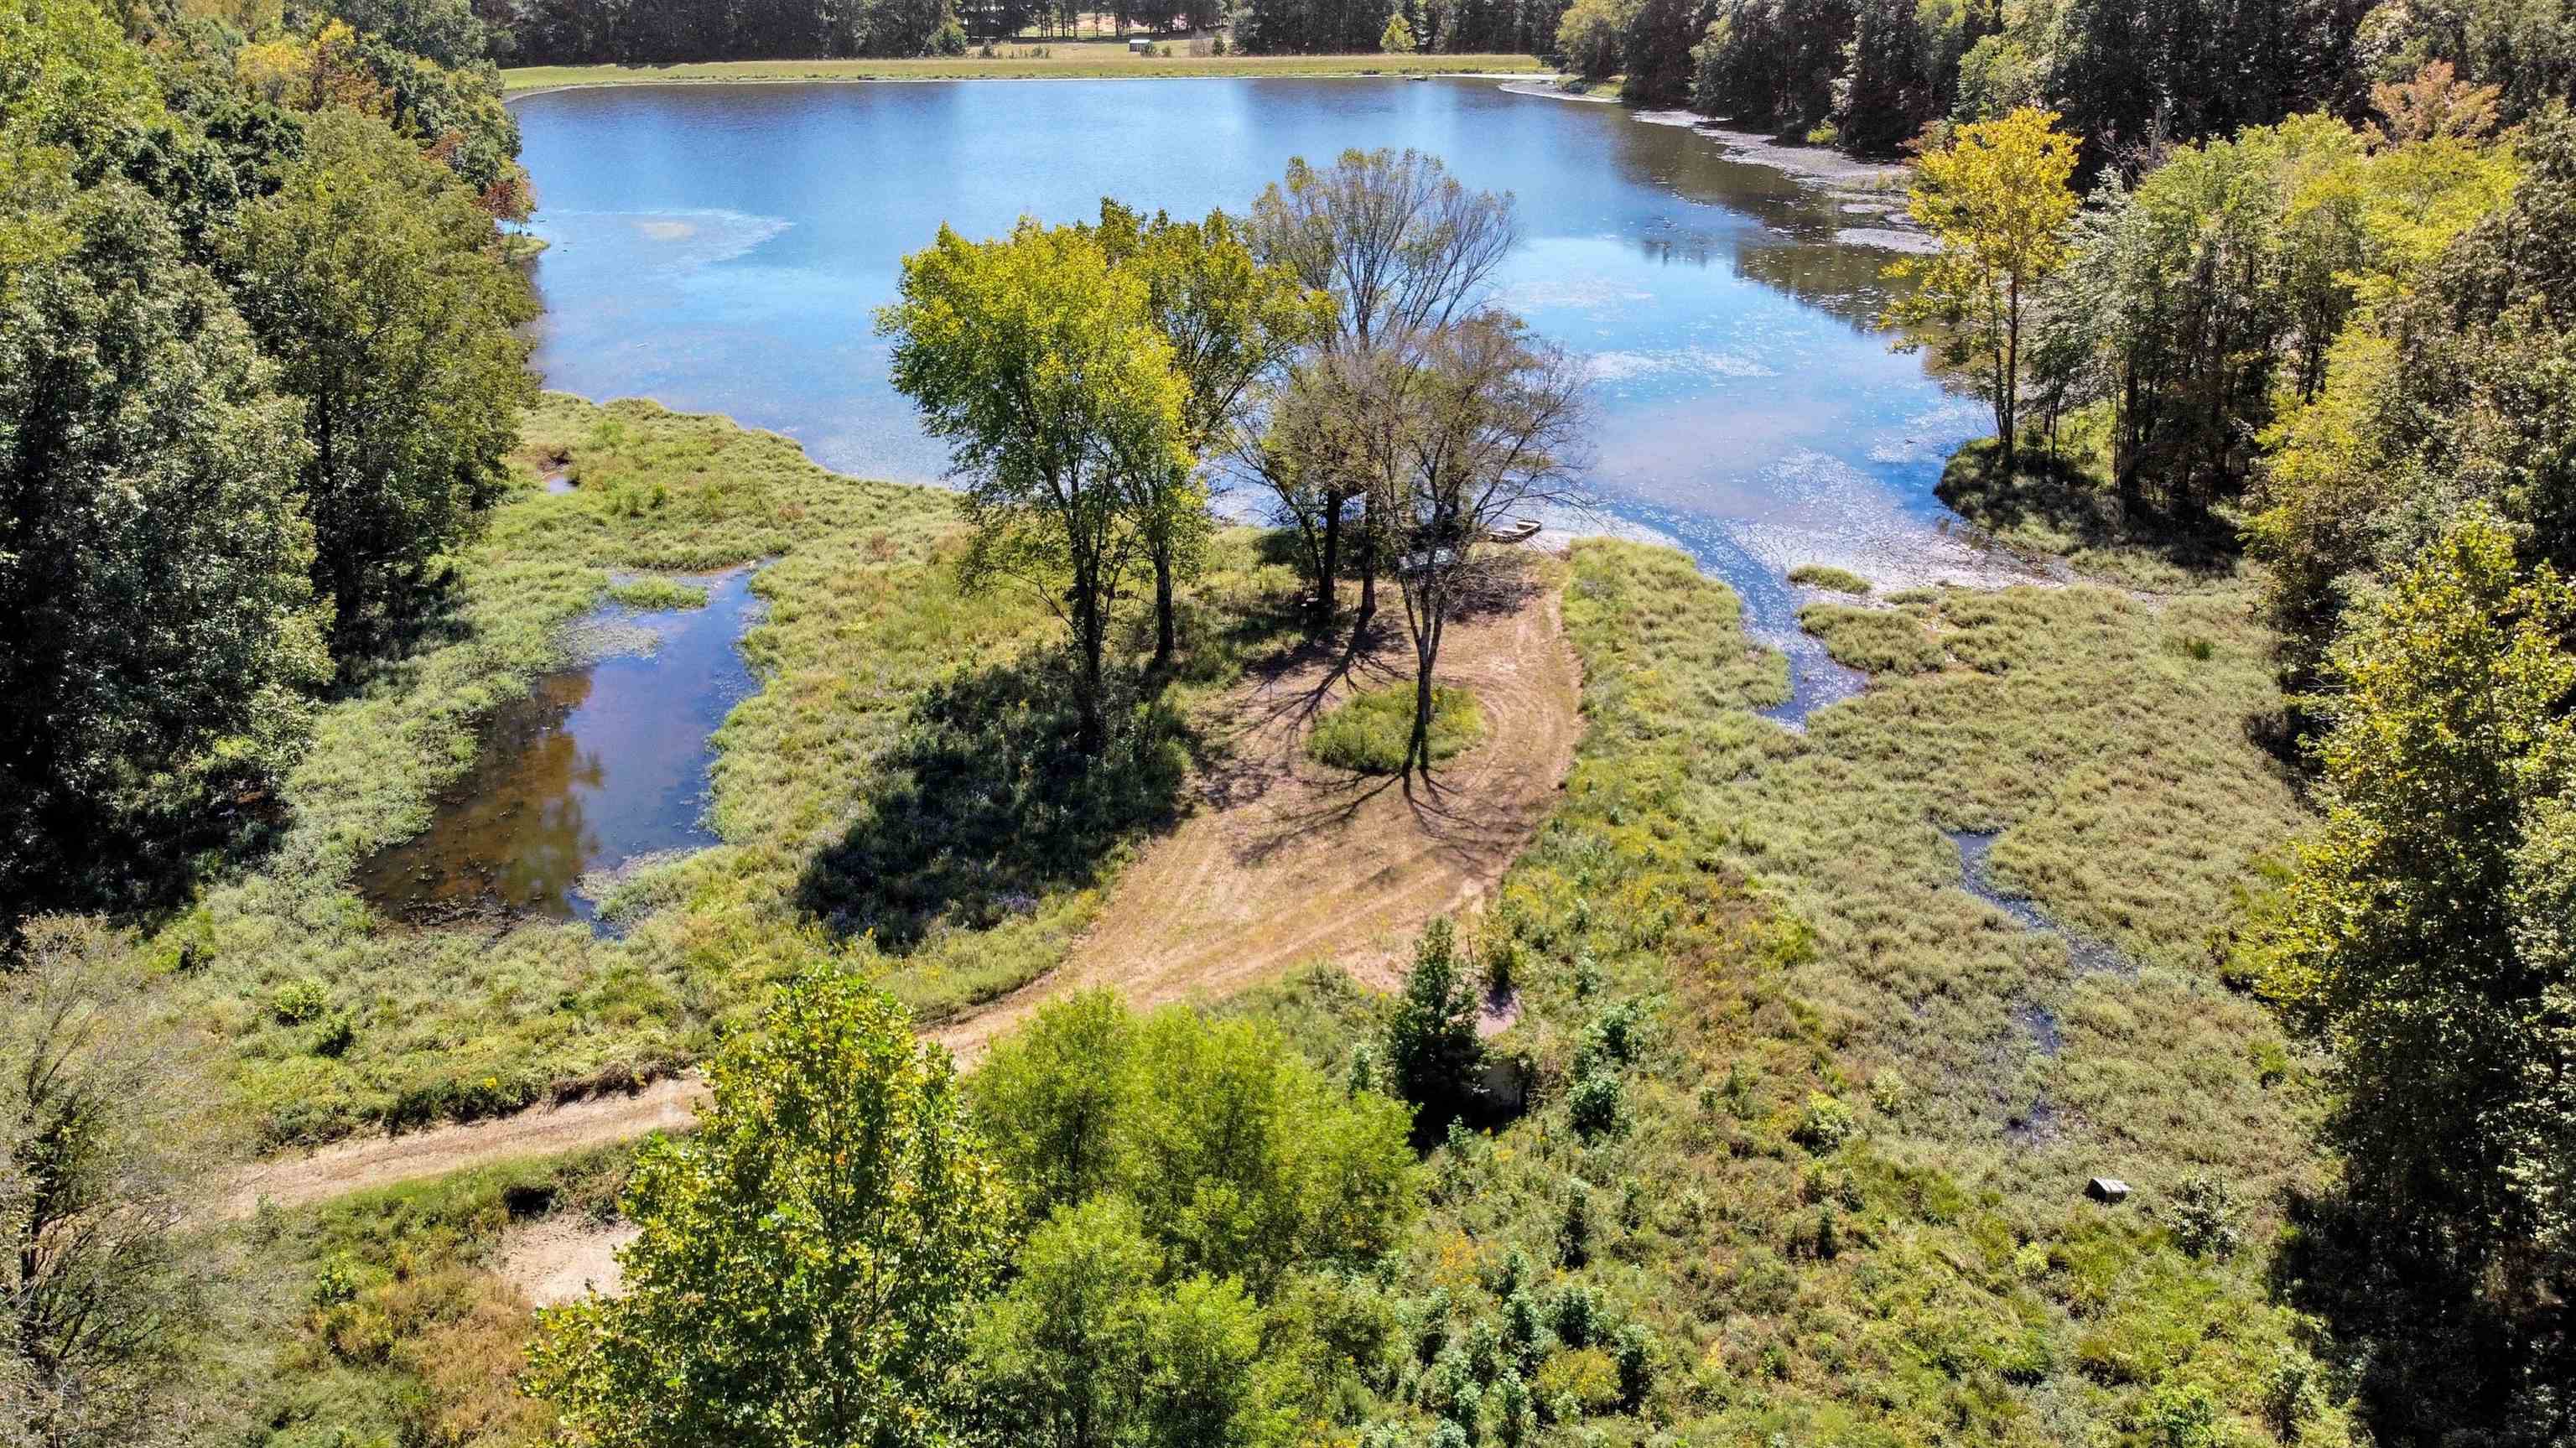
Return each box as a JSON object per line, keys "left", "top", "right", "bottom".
{"left": 224, "top": 527, "right": 2339, "bottom": 1445}
{"left": 144, "top": 394, "right": 1301, "bottom": 1146}
{"left": 1308, "top": 537, "right": 2340, "bottom": 1444}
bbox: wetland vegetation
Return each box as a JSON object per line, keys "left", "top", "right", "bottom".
{"left": 8, "top": 0, "right": 2576, "bottom": 1445}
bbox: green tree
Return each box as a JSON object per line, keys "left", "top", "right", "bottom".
{"left": 1554, "top": 0, "right": 1628, "bottom": 80}
{"left": 879, "top": 218, "right": 1190, "bottom": 751}
{"left": 226, "top": 108, "right": 536, "bottom": 657}
{"left": 1092, "top": 201, "right": 1328, "bottom": 669}
{"left": 1883, "top": 106, "right": 2079, "bottom": 473}
{"left": 523, "top": 966, "right": 1011, "bottom": 1448}
{"left": 1347, "top": 312, "right": 1587, "bottom": 776}
{"left": 968, "top": 1196, "right": 1160, "bottom": 1448}
{"left": 0, "top": 0, "right": 165, "bottom": 164}
{"left": 970, "top": 989, "right": 1137, "bottom": 1226}
{"left": 1248, "top": 148, "right": 1514, "bottom": 628}
{"left": 2, "top": 918, "right": 230, "bottom": 1448}
{"left": 970, "top": 994, "right": 1418, "bottom": 1289}
{"left": 1384, "top": 917, "right": 1485, "bottom": 1133}
{"left": 967, "top": 1197, "right": 1268, "bottom": 1448}
{"left": 2246, "top": 508, "right": 2576, "bottom": 1438}
{"left": 2246, "top": 108, "right": 2538, "bottom": 677}
{"left": 1, "top": 176, "right": 326, "bottom": 912}
{"left": 1380, "top": 9, "right": 1416, "bottom": 48}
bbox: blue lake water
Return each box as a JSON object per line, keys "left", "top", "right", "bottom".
{"left": 512, "top": 76, "right": 2013, "bottom": 714}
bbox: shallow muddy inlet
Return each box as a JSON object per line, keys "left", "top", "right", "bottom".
{"left": 356, "top": 569, "right": 762, "bottom": 925}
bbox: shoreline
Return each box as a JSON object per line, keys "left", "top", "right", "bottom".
{"left": 501, "top": 56, "right": 1548, "bottom": 97}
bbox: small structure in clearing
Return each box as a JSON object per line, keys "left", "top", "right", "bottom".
{"left": 2085, "top": 1176, "right": 2132, "bottom": 1205}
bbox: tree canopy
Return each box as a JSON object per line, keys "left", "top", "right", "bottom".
{"left": 525, "top": 966, "right": 1012, "bottom": 1448}
{"left": 1883, "top": 106, "right": 2080, "bottom": 474}
{"left": 880, "top": 218, "right": 1190, "bottom": 750}
{"left": 0, "top": 173, "right": 326, "bottom": 911}
{"left": 226, "top": 107, "right": 535, "bottom": 653}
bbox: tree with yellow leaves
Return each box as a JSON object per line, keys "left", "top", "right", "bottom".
{"left": 1882, "top": 107, "right": 2079, "bottom": 472}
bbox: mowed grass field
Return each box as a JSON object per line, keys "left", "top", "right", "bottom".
{"left": 501, "top": 47, "right": 1547, "bottom": 93}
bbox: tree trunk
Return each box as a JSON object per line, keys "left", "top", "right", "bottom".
{"left": 1999, "top": 275, "right": 2021, "bottom": 474}
{"left": 1073, "top": 567, "right": 1106, "bottom": 755}
{"left": 1408, "top": 667, "right": 1435, "bottom": 778}
{"left": 1316, "top": 496, "right": 1342, "bottom": 628}
{"left": 1406, "top": 605, "right": 1442, "bottom": 778}
{"left": 1150, "top": 545, "right": 1176, "bottom": 672}
{"left": 1356, "top": 496, "right": 1379, "bottom": 622}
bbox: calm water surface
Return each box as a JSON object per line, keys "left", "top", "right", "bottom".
{"left": 514, "top": 78, "right": 2019, "bottom": 717}
{"left": 402, "top": 80, "right": 2022, "bottom": 920}
{"left": 358, "top": 570, "right": 763, "bottom": 921}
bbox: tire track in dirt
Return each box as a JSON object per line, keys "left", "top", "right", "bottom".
{"left": 218, "top": 568, "right": 1580, "bottom": 1217}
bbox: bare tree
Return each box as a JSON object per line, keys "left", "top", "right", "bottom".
{"left": 2, "top": 919, "right": 227, "bottom": 1448}
{"left": 1353, "top": 313, "right": 1590, "bottom": 776}
{"left": 1248, "top": 148, "right": 1518, "bottom": 629}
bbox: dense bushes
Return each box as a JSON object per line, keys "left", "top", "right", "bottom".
{"left": 0, "top": 178, "right": 327, "bottom": 911}
{"left": 0, "top": 0, "right": 536, "bottom": 915}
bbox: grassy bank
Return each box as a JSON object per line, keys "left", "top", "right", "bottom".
{"left": 144, "top": 394, "right": 1301, "bottom": 1147}
{"left": 501, "top": 49, "right": 1545, "bottom": 94}
{"left": 1311, "top": 538, "right": 2338, "bottom": 1443}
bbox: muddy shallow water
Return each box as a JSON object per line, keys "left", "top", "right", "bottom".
{"left": 356, "top": 569, "right": 763, "bottom": 923}
{"left": 511, "top": 76, "right": 2038, "bottom": 721}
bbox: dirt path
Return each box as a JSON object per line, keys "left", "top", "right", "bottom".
{"left": 221, "top": 572, "right": 1579, "bottom": 1218}
{"left": 219, "top": 1075, "right": 709, "bottom": 1218}
{"left": 937, "top": 573, "right": 1581, "bottom": 1056}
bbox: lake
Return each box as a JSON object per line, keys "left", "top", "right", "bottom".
{"left": 512, "top": 77, "right": 2014, "bottom": 716}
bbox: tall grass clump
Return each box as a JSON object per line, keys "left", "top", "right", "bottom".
{"left": 1308, "top": 683, "right": 1485, "bottom": 773}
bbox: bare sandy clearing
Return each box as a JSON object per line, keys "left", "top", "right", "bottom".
{"left": 500, "top": 1217, "right": 642, "bottom": 1306}
{"left": 937, "top": 568, "right": 1581, "bottom": 1057}
{"left": 221, "top": 1075, "right": 708, "bottom": 1218}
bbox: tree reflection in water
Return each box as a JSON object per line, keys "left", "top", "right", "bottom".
{"left": 356, "top": 568, "right": 761, "bottom": 924}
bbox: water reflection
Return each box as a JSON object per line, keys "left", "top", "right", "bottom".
{"left": 357, "top": 569, "right": 763, "bottom": 923}
{"left": 512, "top": 78, "right": 2020, "bottom": 720}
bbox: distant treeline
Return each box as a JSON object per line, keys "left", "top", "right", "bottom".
{"left": 1234, "top": 0, "right": 1568, "bottom": 55}
{"left": 471, "top": 0, "right": 1568, "bottom": 67}
{"left": 1557, "top": 0, "right": 2576, "bottom": 160}
{"left": 483, "top": 0, "right": 964, "bottom": 64}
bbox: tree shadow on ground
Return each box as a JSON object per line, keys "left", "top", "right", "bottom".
{"left": 1214, "top": 553, "right": 1552, "bottom": 864}
{"left": 1935, "top": 438, "right": 2241, "bottom": 584}
{"left": 795, "top": 653, "right": 1194, "bottom": 951}
{"left": 2271, "top": 1186, "right": 2573, "bottom": 1445}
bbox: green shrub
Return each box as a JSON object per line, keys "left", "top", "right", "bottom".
{"left": 1788, "top": 563, "right": 1872, "bottom": 594}
{"left": 271, "top": 978, "right": 330, "bottom": 1025}
{"left": 1566, "top": 1072, "right": 1625, "bottom": 1140}
{"left": 2170, "top": 1175, "right": 2242, "bottom": 1260}
{"left": 1308, "top": 683, "right": 1484, "bottom": 773}
{"left": 1794, "top": 1091, "right": 1857, "bottom": 1150}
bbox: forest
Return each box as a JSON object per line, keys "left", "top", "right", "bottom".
{"left": 7, "top": 0, "right": 2576, "bottom": 1444}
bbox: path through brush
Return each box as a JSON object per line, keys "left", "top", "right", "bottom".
{"left": 220, "top": 564, "right": 1581, "bottom": 1219}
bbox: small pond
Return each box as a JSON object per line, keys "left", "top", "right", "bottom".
{"left": 356, "top": 569, "right": 763, "bottom": 923}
